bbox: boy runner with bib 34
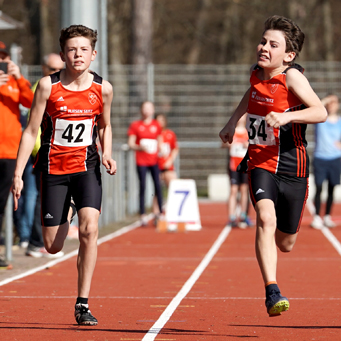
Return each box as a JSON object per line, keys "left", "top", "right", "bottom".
{"left": 219, "top": 15, "right": 327, "bottom": 316}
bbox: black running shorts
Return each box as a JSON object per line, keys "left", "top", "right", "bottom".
{"left": 41, "top": 168, "right": 102, "bottom": 227}
{"left": 229, "top": 169, "right": 248, "bottom": 186}
{"left": 249, "top": 168, "right": 308, "bottom": 234}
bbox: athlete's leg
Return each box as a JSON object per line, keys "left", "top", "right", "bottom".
{"left": 255, "top": 199, "right": 278, "bottom": 284}
{"left": 41, "top": 173, "right": 71, "bottom": 254}
{"left": 275, "top": 230, "right": 298, "bottom": 252}
{"left": 314, "top": 184, "right": 323, "bottom": 216}
{"left": 325, "top": 182, "right": 335, "bottom": 215}
{"left": 149, "top": 164, "right": 163, "bottom": 214}
{"left": 228, "top": 184, "right": 238, "bottom": 221}
{"left": 137, "top": 166, "right": 148, "bottom": 215}
{"left": 77, "top": 207, "right": 99, "bottom": 298}
{"left": 239, "top": 183, "right": 249, "bottom": 216}
{"left": 163, "top": 170, "right": 177, "bottom": 188}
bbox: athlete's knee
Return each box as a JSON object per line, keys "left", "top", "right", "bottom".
{"left": 44, "top": 241, "right": 64, "bottom": 254}
{"left": 79, "top": 222, "right": 98, "bottom": 242}
{"left": 277, "top": 242, "right": 294, "bottom": 253}
{"left": 276, "top": 237, "right": 296, "bottom": 252}
{"left": 257, "top": 210, "right": 276, "bottom": 230}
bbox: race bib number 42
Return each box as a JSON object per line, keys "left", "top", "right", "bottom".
{"left": 247, "top": 114, "right": 276, "bottom": 146}
{"left": 54, "top": 119, "right": 93, "bottom": 147}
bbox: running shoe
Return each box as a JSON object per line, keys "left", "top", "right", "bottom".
{"left": 323, "top": 215, "right": 336, "bottom": 228}
{"left": 226, "top": 215, "right": 238, "bottom": 228}
{"left": 0, "top": 256, "right": 12, "bottom": 270}
{"left": 74, "top": 303, "right": 98, "bottom": 325}
{"left": 238, "top": 214, "right": 253, "bottom": 229}
{"left": 265, "top": 290, "right": 290, "bottom": 316}
{"left": 310, "top": 215, "right": 324, "bottom": 230}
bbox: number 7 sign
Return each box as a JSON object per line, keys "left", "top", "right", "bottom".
{"left": 165, "top": 179, "right": 202, "bottom": 231}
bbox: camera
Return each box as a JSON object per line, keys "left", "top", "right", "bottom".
{"left": 0, "top": 62, "right": 8, "bottom": 74}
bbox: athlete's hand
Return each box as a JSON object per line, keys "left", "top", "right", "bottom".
{"left": 219, "top": 122, "right": 235, "bottom": 144}
{"left": 265, "top": 111, "right": 290, "bottom": 128}
{"left": 103, "top": 157, "right": 117, "bottom": 175}
{"left": 12, "top": 176, "right": 24, "bottom": 211}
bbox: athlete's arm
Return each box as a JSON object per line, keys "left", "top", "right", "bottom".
{"left": 12, "top": 76, "right": 51, "bottom": 210}
{"left": 265, "top": 68, "right": 327, "bottom": 128}
{"left": 219, "top": 87, "right": 250, "bottom": 144}
{"left": 98, "top": 80, "right": 117, "bottom": 175}
{"left": 127, "top": 134, "right": 147, "bottom": 151}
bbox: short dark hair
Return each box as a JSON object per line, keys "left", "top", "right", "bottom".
{"left": 263, "top": 15, "right": 305, "bottom": 61}
{"left": 59, "top": 25, "right": 97, "bottom": 52}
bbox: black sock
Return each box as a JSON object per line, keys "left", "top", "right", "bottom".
{"left": 76, "top": 297, "right": 88, "bottom": 305}
{"left": 265, "top": 283, "right": 280, "bottom": 297}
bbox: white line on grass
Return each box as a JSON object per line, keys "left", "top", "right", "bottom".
{"left": 142, "top": 225, "right": 232, "bottom": 341}
{"left": 0, "top": 217, "right": 148, "bottom": 287}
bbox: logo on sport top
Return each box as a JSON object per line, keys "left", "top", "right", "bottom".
{"left": 88, "top": 92, "right": 98, "bottom": 105}
{"left": 150, "top": 125, "right": 157, "bottom": 133}
{"left": 270, "top": 84, "right": 279, "bottom": 94}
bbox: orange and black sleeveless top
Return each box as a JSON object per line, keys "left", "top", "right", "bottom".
{"left": 246, "top": 64, "right": 309, "bottom": 177}
{"left": 35, "top": 71, "right": 103, "bottom": 174}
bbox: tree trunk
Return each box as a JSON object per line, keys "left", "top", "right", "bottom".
{"left": 130, "top": 0, "right": 154, "bottom": 114}
{"left": 40, "top": 0, "right": 53, "bottom": 58}
{"left": 131, "top": 0, "right": 153, "bottom": 65}
{"left": 322, "top": 0, "right": 334, "bottom": 61}
{"left": 187, "top": 0, "right": 211, "bottom": 64}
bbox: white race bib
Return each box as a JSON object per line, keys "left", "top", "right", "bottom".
{"left": 230, "top": 143, "right": 247, "bottom": 158}
{"left": 140, "top": 138, "right": 158, "bottom": 154}
{"left": 159, "top": 142, "right": 171, "bottom": 157}
{"left": 247, "top": 113, "right": 276, "bottom": 146}
{"left": 54, "top": 119, "right": 93, "bottom": 147}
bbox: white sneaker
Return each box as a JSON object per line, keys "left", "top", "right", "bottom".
{"left": 323, "top": 215, "right": 336, "bottom": 228}
{"left": 311, "top": 215, "right": 324, "bottom": 229}
{"left": 19, "top": 241, "right": 29, "bottom": 249}
{"left": 26, "top": 246, "right": 64, "bottom": 258}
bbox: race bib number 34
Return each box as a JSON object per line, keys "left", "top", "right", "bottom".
{"left": 247, "top": 114, "right": 276, "bottom": 146}
{"left": 54, "top": 119, "right": 93, "bottom": 147}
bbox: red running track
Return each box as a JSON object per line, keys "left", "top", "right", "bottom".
{"left": 0, "top": 201, "right": 341, "bottom": 340}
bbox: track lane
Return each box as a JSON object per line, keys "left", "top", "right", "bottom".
{"left": 0, "top": 202, "right": 341, "bottom": 340}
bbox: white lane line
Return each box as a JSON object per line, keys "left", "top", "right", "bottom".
{"left": 306, "top": 200, "right": 341, "bottom": 256}
{"left": 0, "top": 216, "right": 149, "bottom": 288}
{"left": 321, "top": 228, "right": 341, "bottom": 256}
{"left": 142, "top": 225, "right": 232, "bottom": 341}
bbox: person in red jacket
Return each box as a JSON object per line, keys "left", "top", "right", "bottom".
{"left": 128, "top": 101, "right": 163, "bottom": 226}
{"left": 0, "top": 41, "right": 34, "bottom": 267}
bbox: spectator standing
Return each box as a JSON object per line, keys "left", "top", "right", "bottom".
{"left": 127, "top": 101, "right": 163, "bottom": 226}
{"left": 0, "top": 41, "right": 34, "bottom": 266}
{"left": 156, "top": 114, "right": 179, "bottom": 187}
{"left": 311, "top": 94, "right": 341, "bottom": 229}
{"left": 222, "top": 114, "right": 251, "bottom": 228}
{"left": 25, "top": 53, "right": 66, "bottom": 258}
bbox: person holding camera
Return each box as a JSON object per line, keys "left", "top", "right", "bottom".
{"left": 0, "top": 41, "right": 34, "bottom": 267}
